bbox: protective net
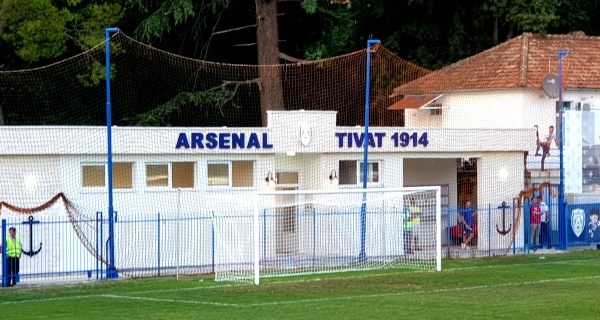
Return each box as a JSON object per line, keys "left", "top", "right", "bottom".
{"left": 1, "top": 31, "right": 599, "bottom": 284}
{"left": 214, "top": 188, "right": 441, "bottom": 284}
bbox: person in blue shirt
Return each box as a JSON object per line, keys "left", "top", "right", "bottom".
{"left": 460, "top": 201, "right": 477, "bottom": 249}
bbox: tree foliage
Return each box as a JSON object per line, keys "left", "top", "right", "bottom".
{"left": 0, "top": 0, "right": 124, "bottom": 66}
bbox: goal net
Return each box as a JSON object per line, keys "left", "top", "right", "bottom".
{"left": 214, "top": 187, "right": 441, "bottom": 284}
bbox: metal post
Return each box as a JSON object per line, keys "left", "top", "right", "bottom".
{"left": 488, "top": 204, "right": 491, "bottom": 257}
{"left": 359, "top": 39, "right": 380, "bottom": 263}
{"left": 558, "top": 50, "right": 569, "bottom": 250}
{"left": 105, "top": 27, "right": 119, "bottom": 279}
{"left": 176, "top": 188, "right": 181, "bottom": 280}
{"left": 157, "top": 212, "right": 161, "bottom": 276}
{"left": 2, "top": 219, "right": 6, "bottom": 287}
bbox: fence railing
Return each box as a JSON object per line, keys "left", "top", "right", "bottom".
{"left": 2, "top": 199, "right": 600, "bottom": 287}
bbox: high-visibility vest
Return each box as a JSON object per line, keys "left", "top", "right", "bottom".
{"left": 405, "top": 206, "right": 421, "bottom": 229}
{"left": 6, "top": 237, "right": 21, "bottom": 258}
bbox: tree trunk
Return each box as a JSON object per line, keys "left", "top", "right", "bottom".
{"left": 0, "top": 0, "right": 8, "bottom": 38}
{"left": 256, "top": 0, "right": 284, "bottom": 127}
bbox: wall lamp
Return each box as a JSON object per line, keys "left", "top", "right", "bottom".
{"left": 265, "top": 172, "right": 277, "bottom": 187}
{"left": 329, "top": 170, "right": 339, "bottom": 185}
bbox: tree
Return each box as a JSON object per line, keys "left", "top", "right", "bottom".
{"left": 0, "top": 0, "right": 124, "bottom": 65}
{"left": 127, "top": 0, "right": 352, "bottom": 126}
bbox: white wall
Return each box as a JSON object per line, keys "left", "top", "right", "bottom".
{"left": 0, "top": 156, "right": 62, "bottom": 207}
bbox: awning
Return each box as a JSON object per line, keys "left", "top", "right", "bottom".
{"left": 387, "top": 94, "right": 443, "bottom": 110}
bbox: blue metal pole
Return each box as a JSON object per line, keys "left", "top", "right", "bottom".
{"left": 105, "top": 27, "right": 119, "bottom": 279}
{"left": 2, "top": 219, "right": 6, "bottom": 287}
{"left": 359, "top": 39, "right": 380, "bottom": 263}
{"left": 558, "top": 50, "right": 569, "bottom": 250}
{"left": 263, "top": 209, "right": 267, "bottom": 263}
{"left": 157, "top": 213, "right": 161, "bottom": 276}
{"left": 446, "top": 207, "right": 451, "bottom": 256}
{"left": 211, "top": 211, "right": 215, "bottom": 274}
{"left": 312, "top": 208, "right": 316, "bottom": 265}
{"left": 488, "top": 204, "right": 491, "bottom": 257}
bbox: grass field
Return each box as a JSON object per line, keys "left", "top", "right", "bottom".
{"left": 2, "top": 250, "right": 600, "bottom": 319}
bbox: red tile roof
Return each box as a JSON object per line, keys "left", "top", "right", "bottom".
{"left": 388, "top": 94, "right": 442, "bottom": 110}
{"left": 393, "top": 32, "right": 600, "bottom": 95}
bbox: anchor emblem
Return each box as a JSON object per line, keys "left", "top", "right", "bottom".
{"left": 496, "top": 201, "right": 512, "bottom": 235}
{"left": 21, "top": 215, "right": 42, "bottom": 257}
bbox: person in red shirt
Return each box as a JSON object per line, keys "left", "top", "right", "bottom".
{"left": 530, "top": 197, "right": 542, "bottom": 249}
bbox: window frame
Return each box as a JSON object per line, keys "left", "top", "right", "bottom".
{"left": 338, "top": 160, "right": 382, "bottom": 188}
{"left": 206, "top": 160, "right": 256, "bottom": 189}
{"left": 144, "top": 162, "right": 197, "bottom": 190}
{"left": 145, "top": 163, "right": 170, "bottom": 189}
{"left": 81, "top": 162, "right": 135, "bottom": 192}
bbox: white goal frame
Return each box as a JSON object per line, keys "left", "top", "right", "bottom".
{"left": 250, "top": 187, "right": 442, "bottom": 285}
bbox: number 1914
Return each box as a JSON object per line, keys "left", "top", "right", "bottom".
{"left": 391, "top": 132, "right": 429, "bottom": 147}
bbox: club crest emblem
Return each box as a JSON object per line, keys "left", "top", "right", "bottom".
{"left": 571, "top": 208, "right": 585, "bottom": 238}
{"left": 299, "top": 125, "right": 312, "bottom": 146}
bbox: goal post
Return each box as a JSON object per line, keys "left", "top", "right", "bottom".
{"left": 214, "top": 187, "right": 442, "bottom": 284}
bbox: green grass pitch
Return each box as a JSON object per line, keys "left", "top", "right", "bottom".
{"left": 2, "top": 250, "right": 599, "bottom": 319}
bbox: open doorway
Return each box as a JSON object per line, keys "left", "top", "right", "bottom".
{"left": 456, "top": 158, "right": 478, "bottom": 246}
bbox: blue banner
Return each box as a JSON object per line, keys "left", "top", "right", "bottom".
{"left": 567, "top": 204, "right": 600, "bottom": 242}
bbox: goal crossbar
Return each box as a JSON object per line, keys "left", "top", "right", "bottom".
{"left": 215, "top": 187, "right": 442, "bottom": 285}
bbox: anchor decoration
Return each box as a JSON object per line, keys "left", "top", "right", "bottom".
{"left": 21, "top": 215, "right": 42, "bottom": 257}
{"left": 496, "top": 201, "right": 512, "bottom": 235}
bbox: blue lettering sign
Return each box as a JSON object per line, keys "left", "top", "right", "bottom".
{"left": 335, "top": 132, "right": 428, "bottom": 148}
{"left": 191, "top": 133, "right": 204, "bottom": 148}
{"left": 176, "top": 132, "right": 273, "bottom": 150}
{"left": 247, "top": 133, "right": 261, "bottom": 149}
{"left": 206, "top": 133, "right": 218, "bottom": 149}
{"left": 335, "top": 132, "right": 345, "bottom": 148}
{"left": 219, "top": 133, "right": 231, "bottom": 149}
{"left": 232, "top": 133, "right": 245, "bottom": 149}
{"left": 176, "top": 133, "right": 190, "bottom": 149}
{"left": 262, "top": 133, "right": 273, "bottom": 149}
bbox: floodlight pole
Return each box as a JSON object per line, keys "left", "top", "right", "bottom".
{"left": 558, "top": 50, "right": 569, "bottom": 251}
{"left": 359, "top": 39, "right": 380, "bottom": 263}
{"left": 105, "top": 27, "right": 119, "bottom": 278}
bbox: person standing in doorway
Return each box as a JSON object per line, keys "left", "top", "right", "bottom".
{"left": 460, "top": 201, "right": 477, "bottom": 249}
{"left": 538, "top": 196, "right": 551, "bottom": 249}
{"left": 530, "top": 198, "right": 542, "bottom": 250}
{"left": 1, "top": 227, "right": 22, "bottom": 287}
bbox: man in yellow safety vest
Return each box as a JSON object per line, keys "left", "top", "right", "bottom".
{"left": 1, "top": 227, "right": 22, "bottom": 287}
{"left": 404, "top": 198, "right": 421, "bottom": 254}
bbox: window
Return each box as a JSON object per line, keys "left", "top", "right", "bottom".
{"left": 428, "top": 103, "right": 443, "bottom": 115}
{"left": 146, "top": 164, "right": 168, "bottom": 187}
{"left": 339, "top": 161, "right": 357, "bottom": 185}
{"left": 146, "top": 162, "right": 195, "bottom": 189}
{"left": 556, "top": 101, "right": 572, "bottom": 112}
{"left": 207, "top": 163, "right": 229, "bottom": 186}
{"left": 276, "top": 172, "right": 299, "bottom": 185}
{"left": 82, "top": 163, "right": 133, "bottom": 189}
{"left": 114, "top": 163, "right": 133, "bottom": 189}
{"left": 339, "top": 160, "right": 380, "bottom": 185}
{"left": 172, "top": 162, "right": 195, "bottom": 188}
{"left": 82, "top": 165, "right": 104, "bottom": 187}
{"left": 208, "top": 161, "right": 254, "bottom": 187}
{"left": 359, "top": 162, "right": 379, "bottom": 183}
{"left": 232, "top": 161, "right": 253, "bottom": 187}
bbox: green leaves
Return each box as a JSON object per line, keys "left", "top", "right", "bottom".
{"left": 128, "top": 0, "right": 231, "bottom": 42}
{"left": 125, "top": 90, "right": 235, "bottom": 126}
{"left": 0, "top": 0, "right": 124, "bottom": 64}
{"left": 1, "top": 0, "right": 73, "bottom": 62}
{"left": 301, "top": 0, "right": 318, "bottom": 14}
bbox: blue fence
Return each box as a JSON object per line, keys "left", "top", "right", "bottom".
{"left": 2, "top": 198, "right": 600, "bottom": 287}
